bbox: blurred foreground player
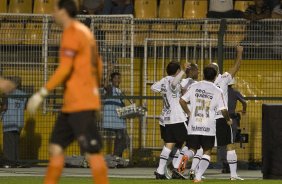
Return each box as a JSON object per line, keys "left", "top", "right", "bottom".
{"left": 27, "top": 1, "right": 108, "bottom": 184}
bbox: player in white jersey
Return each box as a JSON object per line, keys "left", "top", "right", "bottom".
{"left": 212, "top": 46, "right": 244, "bottom": 181}
{"left": 151, "top": 61, "right": 189, "bottom": 179}
{"left": 187, "top": 46, "right": 244, "bottom": 180}
{"left": 170, "top": 63, "right": 200, "bottom": 179}
{"left": 179, "top": 66, "right": 232, "bottom": 182}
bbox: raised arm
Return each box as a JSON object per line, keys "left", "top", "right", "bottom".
{"left": 171, "top": 70, "right": 185, "bottom": 90}
{"left": 228, "top": 46, "right": 243, "bottom": 78}
{"left": 236, "top": 91, "right": 247, "bottom": 114}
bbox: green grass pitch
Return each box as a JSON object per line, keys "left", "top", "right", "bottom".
{"left": 0, "top": 177, "right": 281, "bottom": 184}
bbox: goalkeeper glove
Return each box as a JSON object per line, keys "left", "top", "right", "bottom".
{"left": 27, "top": 87, "right": 48, "bottom": 114}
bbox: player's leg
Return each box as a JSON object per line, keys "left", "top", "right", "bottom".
{"left": 217, "top": 145, "right": 229, "bottom": 173}
{"left": 155, "top": 142, "right": 174, "bottom": 179}
{"left": 173, "top": 123, "right": 194, "bottom": 172}
{"left": 154, "top": 124, "right": 173, "bottom": 179}
{"left": 172, "top": 134, "right": 197, "bottom": 179}
{"left": 171, "top": 142, "right": 183, "bottom": 168}
{"left": 157, "top": 122, "right": 189, "bottom": 179}
{"left": 44, "top": 113, "right": 74, "bottom": 184}
{"left": 189, "top": 147, "right": 203, "bottom": 180}
{"left": 216, "top": 118, "right": 243, "bottom": 180}
{"left": 70, "top": 111, "right": 108, "bottom": 184}
{"left": 171, "top": 120, "right": 188, "bottom": 170}
{"left": 227, "top": 143, "right": 243, "bottom": 180}
{"left": 191, "top": 148, "right": 204, "bottom": 171}
{"left": 227, "top": 119, "right": 242, "bottom": 180}
{"left": 173, "top": 144, "right": 188, "bottom": 171}
{"left": 194, "top": 136, "right": 215, "bottom": 182}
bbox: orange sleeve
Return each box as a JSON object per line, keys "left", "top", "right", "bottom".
{"left": 45, "top": 58, "right": 73, "bottom": 91}
{"left": 45, "top": 29, "right": 79, "bottom": 91}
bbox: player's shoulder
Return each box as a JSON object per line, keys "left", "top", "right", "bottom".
{"left": 187, "top": 80, "right": 200, "bottom": 89}
{"left": 221, "top": 72, "right": 231, "bottom": 78}
{"left": 214, "top": 85, "right": 223, "bottom": 93}
{"left": 154, "top": 76, "right": 167, "bottom": 86}
{"left": 71, "top": 21, "right": 93, "bottom": 38}
{"left": 164, "top": 76, "right": 174, "bottom": 82}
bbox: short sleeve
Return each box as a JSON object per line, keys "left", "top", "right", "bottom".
{"left": 221, "top": 72, "right": 232, "bottom": 86}
{"left": 217, "top": 91, "right": 227, "bottom": 111}
{"left": 151, "top": 80, "right": 162, "bottom": 93}
{"left": 180, "top": 79, "right": 187, "bottom": 89}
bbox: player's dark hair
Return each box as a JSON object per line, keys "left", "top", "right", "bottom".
{"left": 203, "top": 66, "right": 217, "bottom": 81}
{"left": 110, "top": 72, "right": 121, "bottom": 81}
{"left": 58, "top": 0, "right": 78, "bottom": 18}
{"left": 166, "top": 61, "right": 180, "bottom": 76}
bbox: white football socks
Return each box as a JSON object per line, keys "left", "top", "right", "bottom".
{"left": 173, "top": 146, "right": 188, "bottom": 169}
{"left": 195, "top": 154, "right": 211, "bottom": 181}
{"left": 172, "top": 149, "right": 180, "bottom": 168}
{"left": 190, "top": 148, "right": 203, "bottom": 172}
{"left": 227, "top": 150, "right": 238, "bottom": 178}
{"left": 157, "top": 146, "right": 171, "bottom": 175}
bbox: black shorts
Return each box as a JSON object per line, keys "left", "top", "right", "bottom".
{"left": 161, "top": 123, "right": 188, "bottom": 143}
{"left": 50, "top": 110, "right": 102, "bottom": 154}
{"left": 186, "top": 135, "right": 215, "bottom": 150}
{"left": 216, "top": 118, "right": 233, "bottom": 146}
{"left": 160, "top": 125, "right": 166, "bottom": 141}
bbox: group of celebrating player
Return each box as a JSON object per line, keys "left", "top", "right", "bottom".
{"left": 152, "top": 46, "right": 244, "bottom": 182}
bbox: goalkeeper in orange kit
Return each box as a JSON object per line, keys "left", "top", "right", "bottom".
{"left": 27, "top": 0, "right": 108, "bottom": 184}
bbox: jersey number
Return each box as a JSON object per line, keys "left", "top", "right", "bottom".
{"left": 195, "top": 99, "right": 211, "bottom": 118}
{"left": 162, "top": 94, "right": 170, "bottom": 109}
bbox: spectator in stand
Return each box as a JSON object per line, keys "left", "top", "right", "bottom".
{"left": 103, "top": 0, "right": 133, "bottom": 14}
{"left": 243, "top": 0, "right": 271, "bottom": 21}
{"left": 207, "top": 0, "right": 244, "bottom": 18}
{"left": 271, "top": 0, "right": 282, "bottom": 57}
{"left": 80, "top": 0, "right": 104, "bottom": 15}
{"left": 272, "top": 0, "right": 282, "bottom": 17}
{"left": 268, "top": 0, "right": 281, "bottom": 10}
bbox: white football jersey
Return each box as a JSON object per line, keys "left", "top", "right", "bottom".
{"left": 151, "top": 76, "right": 187, "bottom": 125}
{"left": 181, "top": 81, "right": 227, "bottom": 136}
{"left": 181, "top": 78, "right": 197, "bottom": 113}
{"left": 181, "top": 78, "right": 197, "bottom": 90}
{"left": 214, "top": 72, "right": 232, "bottom": 119}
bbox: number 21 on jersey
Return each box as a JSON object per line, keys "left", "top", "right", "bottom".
{"left": 194, "top": 99, "right": 211, "bottom": 121}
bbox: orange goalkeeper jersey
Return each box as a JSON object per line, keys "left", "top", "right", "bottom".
{"left": 46, "top": 20, "right": 103, "bottom": 112}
